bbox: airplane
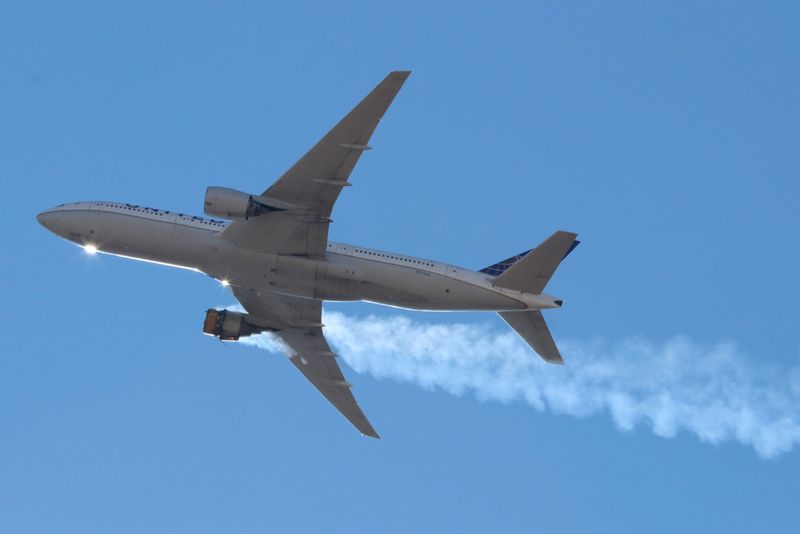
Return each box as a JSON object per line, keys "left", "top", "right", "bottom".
{"left": 37, "top": 71, "right": 579, "bottom": 438}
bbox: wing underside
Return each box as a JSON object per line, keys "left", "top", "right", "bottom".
{"left": 233, "top": 287, "right": 379, "bottom": 438}
{"left": 220, "top": 71, "right": 410, "bottom": 257}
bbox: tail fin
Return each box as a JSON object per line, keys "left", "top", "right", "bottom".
{"left": 492, "top": 231, "right": 578, "bottom": 294}
{"left": 498, "top": 310, "right": 563, "bottom": 364}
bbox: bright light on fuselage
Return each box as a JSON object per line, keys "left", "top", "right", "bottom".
{"left": 84, "top": 244, "right": 98, "bottom": 255}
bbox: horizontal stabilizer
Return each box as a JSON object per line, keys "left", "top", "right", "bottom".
{"left": 493, "top": 231, "right": 578, "bottom": 294}
{"left": 498, "top": 310, "right": 563, "bottom": 364}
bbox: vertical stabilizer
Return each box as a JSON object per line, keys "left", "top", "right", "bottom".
{"left": 492, "top": 231, "right": 578, "bottom": 294}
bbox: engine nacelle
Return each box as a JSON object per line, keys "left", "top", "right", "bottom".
{"left": 204, "top": 186, "right": 277, "bottom": 220}
{"left": 202, "top": 309, "right": 266, "bottom": 341}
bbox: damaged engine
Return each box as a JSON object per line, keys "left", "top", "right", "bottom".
{"left": 202, "top": 309, "right": 268, "bottom": 341}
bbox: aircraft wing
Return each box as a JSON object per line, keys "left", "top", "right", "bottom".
{"left": 232, "top": 286, "right": 379, "bottom": 438}
{"left": 221, "top": 71, "right": 410, "bottom": 257}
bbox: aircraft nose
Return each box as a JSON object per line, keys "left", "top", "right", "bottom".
{"left": 36, "top": 209, "right": 62, "bottom": 231}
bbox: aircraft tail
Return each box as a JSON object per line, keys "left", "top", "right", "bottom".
{"left": 491, "top": 230, "right": 579, "bottom": 364}
{"left": 498, "top": 310, "right": 563, "bottom": 364}
{"left": 491, "top": 231, "right": 578, "bottom": 294}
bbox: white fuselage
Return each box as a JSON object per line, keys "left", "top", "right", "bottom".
{"left": 37, "top": 201, "right": 561, "bottom": 312}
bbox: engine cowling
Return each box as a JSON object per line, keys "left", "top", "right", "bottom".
{"left": 204, "top": 186, "right": 274, "bottom": 220}
{"left": 202, "top": 309, "right": 266, "bottom": 341}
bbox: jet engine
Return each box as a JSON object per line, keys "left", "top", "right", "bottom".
{"left": 202, "top": 309, "right": 268, "bottom": 341}
{"left": 204, "top": 186, "right": 284, "bottom": 220}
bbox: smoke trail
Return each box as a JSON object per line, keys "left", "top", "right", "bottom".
{"left": 240, "top": 310, "right": 800, "bottom": 458}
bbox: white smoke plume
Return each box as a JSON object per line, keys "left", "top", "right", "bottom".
{"left": 239, "top": 310, "right": 800, "bottom": 458}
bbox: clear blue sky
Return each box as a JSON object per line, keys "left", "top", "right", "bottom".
{"left": 2, "top": 1, "right": 799, "bottom": 532}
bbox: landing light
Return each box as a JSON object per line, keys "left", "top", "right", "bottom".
{"left": 83, "top": 244, "right": 98, "bottom": 255}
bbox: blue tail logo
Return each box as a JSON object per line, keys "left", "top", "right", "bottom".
{"left": 479, "top": 240, "right": 579, "bottom": 277}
